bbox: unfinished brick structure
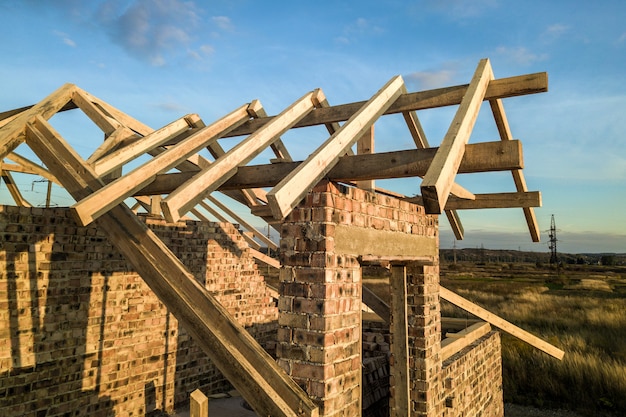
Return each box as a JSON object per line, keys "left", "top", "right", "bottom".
{"left": 0, "top": 59, "right": 563, "bottom": 416}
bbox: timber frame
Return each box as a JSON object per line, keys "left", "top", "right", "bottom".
{"left": 0, "top": 58, "right": 562, "bottom": 416}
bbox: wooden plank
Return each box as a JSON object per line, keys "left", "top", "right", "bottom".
{"left": 441, "top": 322, "right": 491, "bottom": 361}
{"left": 405, "top": 191, "right": 541, "bottom": 210}
{"left": 0, "top": 83, "right": 76, "bottom": 159}
{"left": 249, "top": 248, "right": 280, "bottom": 269}
{"left": 440, "top": 286, "right": 564, "bottom": 360}
{"left": 0, "top": 169, "right": 32, "bottom": 207}
{"left": 225, "top": 72, "right": 548, "bottom": 137}
{"left": 25, "top": 116, "right": 319, "bottom": 417}
{"left": 247, "top": 102, "right": 293, "bottom": 162}
{"left": 359, "top": 255, "right": 435, "bottom": 265}
{"left": 490, "top": 97, "right": 540, "bottom": 242}
{"left": 87, "top": 126, "right": 140, "bottom": 164}
{"left": 444, "top": 210, "right": 464, "bottom": 240}
{"left": 93, "top": 115, "right": 194, "bottom": 176}
{"left": 421, "top": 59, "right": 494, "bottom": 214}
{"left": 139, "top": 140, "right": 523, "bottom": 195}
{"left": 160, "top": 90, "right": 321, "bottom": 223}
{"left": 362, "top": 285, "right": 390, "bottom": 323}
{"left": 71, "top": 89, "right": 122, "bottom": 135}
{"left": 390, "top": 265, "right": 410, "bottom": 417}
{"left": 5, "top": 152, "right": 59, "bottom": 183}
{"left": 356, "top": 125, "right": 375, "bottom": 191}
{"left": 267, "top": 76, "right": 404, "bottom": 219}
{"left": 71, "top": 104, "right": 252, "bottom": 226}
{"left": 207, "top": 195, "right": 278, "bottom": 250}
{"left": 190, "top": 389, "right": 208, "bottom": 417}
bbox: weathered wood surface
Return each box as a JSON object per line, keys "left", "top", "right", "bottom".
{"left": 390, "top": 265, "right": 410, "bottom": 417}
{"left": 441, "top": 322, "right": 492, "bottom": 361}
{"left": 440, "top": 286, "right": 564, "bottom": 360}
{"left": 25, "top": 115, "right": 318, "bottom": 417}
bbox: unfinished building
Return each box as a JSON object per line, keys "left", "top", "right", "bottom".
{"left": 0, "top": 58, "right": 563, "bottom": 417}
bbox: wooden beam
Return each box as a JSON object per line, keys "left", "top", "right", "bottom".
{"left": 405, "top": 191, "right": 541, "bottom": 210}
{"left": 5, "top": 152, "right": 59, "bottom": 184}
{"left": 160, "top": 90, "right": 321, "bottom": 223}
{"left": 190, "top": 389, "right": 208, "bottom": 417}
{"left": 421, "top": 59, "right": 494, "bottom": 214}
{"left": 87, "top": 126, "right": 140, "bottom": 164}
{"left": 267, "top": 76, "right": 405, "bottom": 219}
{"left": 71, "top": 104, "right": 252, "bottom": 226}
{"left": 197, "top": 200, "right": 262, "bottom": 250}
{"left": 0, "top": 169, "right": 32, "bottom": 207}
{"left": 0, "top": 83, "right": 76, "bottom": 159}
{"left": 25, "top": 116, "right": 319, "bottom": 417}
{"left": 439, "top": 286, "right": 564, "bottom": 360}
{"left": 225, "top": 72, "right": 548, "bottom": 137}
{"left": 93, "top": 115, "right": 194, "bottom": 176}
{"left": 390, "top": 265, "right": 410, "bottom": 417}
{"left": 249, "top": 248, "right": 280, "bottom": 269}
{"left": 71, "top": 89, "right": 122, "bottom": 136}
{"left": 207, "top": 195, "right": 278, "bottom": 250}
{"left": 445, "top": 210, "right": 465, "bottom": 240}
{"left": 490, "top": 97, "right": 540, "bottom": 242}
{"left": 441, "top": 322, "right": 491, "bottom": 361}
{"left": 356, "top": 125, "right": 375, "bottom": 191}
{"left": 362, "top": 285, "right": 390, "bottom": 323}
{"left": 138, "top": 140, "right": 523, "bottom": 196}
{"left": 247, "top": 102, "right": 293, "bottom": 162}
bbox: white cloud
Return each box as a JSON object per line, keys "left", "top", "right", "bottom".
{"left": 495, "top": 46, "right": 548, "bottom": 65}
{"left": 212, "top": 16, "right": 233, "bottom": 31}
{"left": 53, "top": 30, "right": 76, "bottom": 47}
{"left": 405, "top": 69, "right": 456, "bottom": 90}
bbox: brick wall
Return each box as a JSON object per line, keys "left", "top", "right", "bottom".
{"left": 442, "top": 332, "right": 503, "bottom": 417}
{"left": 0, "top": 206, "right": 278, "bottom": 417}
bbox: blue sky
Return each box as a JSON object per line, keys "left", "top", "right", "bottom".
{"left": 1, "top": 0, "right": 625, "bottom": 254}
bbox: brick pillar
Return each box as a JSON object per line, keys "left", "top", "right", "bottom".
{"left": 407, "top": 263, "right": 442, "bottom": 416}
{"left": 277, "top": 182, "right": 362, "bottom": 417}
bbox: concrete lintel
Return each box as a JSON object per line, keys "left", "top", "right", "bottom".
{"left": 334, "top": 224, "right": 437, "bottom": 259}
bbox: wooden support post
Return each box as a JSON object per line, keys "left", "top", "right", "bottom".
{"left": 421, "top": 58, "right": 494, "bottom": 214}
{"left": 161, "top": 90, "right": 321, "bottom": 223}
{"left": 390, "top": 264, "right": 410, "bottom": 417}
{"left": 25, "top": 116, "right": 319, "bottom": 417}
{"left": 71, "top": 103, "right": 252, "bottom": 226}
{"left": 267, "top": 76, "right": 404, "bottom": 219}
{"left": 190, "top": 389, "right": 208, "bottom": 417}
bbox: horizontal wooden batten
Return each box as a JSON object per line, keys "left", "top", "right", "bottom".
{"left": 405, "top": 191, "right": 541, "bottom": 210}
{"left": 136, "top": 140, "right": 523, "bottom": 195}
{"left": 441, "top": 322, "right": 492, "bottom": 361}
{"left": 224, "top": 72, "right": 547, "bottom": 137}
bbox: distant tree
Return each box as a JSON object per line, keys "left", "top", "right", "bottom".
{"left": 600, "top": 255, "right": 616, "bottom": 266}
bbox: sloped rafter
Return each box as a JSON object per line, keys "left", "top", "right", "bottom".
{"left": 160, "top": 89, "right": 323, "bottom": 223}
{"left": 421, "top": 58, "right": 494, "bottom": 214}
{"left": 266, "top": 75, "right": 405, "bottom": 219}
{"left": 0, "top": 168, "right": 32, "bottom": 207}
{"left": 71, "top": 104, "right": 253, "bottom": 226}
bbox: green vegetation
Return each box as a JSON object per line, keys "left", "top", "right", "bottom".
{"left": 441, "top": 260, "right": 626, "bottom": 416}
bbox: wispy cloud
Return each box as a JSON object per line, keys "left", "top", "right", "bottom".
{"left": 495, "top": 46, "right": 548, "bottom": 65}
{"left": 53, "top": 30, "right": 77, "bottom": 47}
{"left": 405, "top": 65, "right": 458, "bottom": 90}
{"left": 334, "top": 17, "right": 384, "bottom": 45}
{"left": 542, "top": 23, "right": 569, "bottom": 42}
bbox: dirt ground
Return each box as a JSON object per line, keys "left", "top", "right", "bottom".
{"left": 505, "top": 403, "right": 587, "bottom": 416}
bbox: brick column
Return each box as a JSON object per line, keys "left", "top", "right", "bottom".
{"left": 277, "top": 182, "right": 362, "bottom": 417}
{"left": 407, "top": 263, "right": 443, "bottom": 416}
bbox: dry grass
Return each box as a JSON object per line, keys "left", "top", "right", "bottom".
{"left": 441, "top": 263, "right": 626, "bottom": 416}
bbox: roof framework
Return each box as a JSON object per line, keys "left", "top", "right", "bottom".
{"left": 0, "top": 58, "right": 551, "bottom": 416}
{"left": 0, "top": 58, "right": 545, "bottom": 243}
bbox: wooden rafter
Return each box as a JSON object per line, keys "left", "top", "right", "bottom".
{"left": 266, "top": 76, "right": 405, "bottom": 219}
{"left": 0, "top": 168, "right": 31, "bottom": 207}
{"left": 421, "top": 58, "right": 494, "bottom": 214}
{"left": 160, "top": 90, "right": 322, "bottom": 223}
{"left": 71, "top": 104, "right": 252, "bottom": 226}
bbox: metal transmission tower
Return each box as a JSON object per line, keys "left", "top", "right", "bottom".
{"left": 548, "top": 214, "right": 558, "bottom": 264}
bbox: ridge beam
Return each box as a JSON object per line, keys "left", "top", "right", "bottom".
{"left": 160, "top": 90, "right": 322, "bottom": 223}
{"left": 421, "top": 58, "right": 494, "bottom": 214}
{"left": 71, "top": 103, "right": 252, "bottom": 226}
{"left": 266, "top": 75, "right": 405, "bottom": 219}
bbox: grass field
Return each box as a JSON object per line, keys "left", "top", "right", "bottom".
{"left": 440, "top": 261, "right": 626, "bottom": 416}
